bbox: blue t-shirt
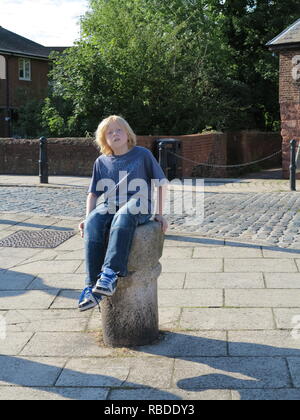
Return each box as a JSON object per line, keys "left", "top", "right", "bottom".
{"left": 88, "top": 146, "right": 169, "bottom": 214}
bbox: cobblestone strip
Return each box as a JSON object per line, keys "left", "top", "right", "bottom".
{"left": 1, "top": 187, "right": 300, "bottom": 248}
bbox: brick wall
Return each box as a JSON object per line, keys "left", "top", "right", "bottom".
{"left": 279, "top": 49, "right": 300, "bottom": 179}
{"left": 0, "top": 131, "right": 280, "bottom": 178}
{"left": 227, "top": 131, "right": 282, "bottom": 177}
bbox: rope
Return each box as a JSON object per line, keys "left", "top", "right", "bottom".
{"left": 165, "top": 149, "right": 282, "bottom": 169}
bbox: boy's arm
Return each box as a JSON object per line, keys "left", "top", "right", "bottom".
{"left": 154, "top": 185, "right": 168, "bottom": 233}
{"left": 79, "top": 193, "right": 98, "bottom": 238}
{"left": 155, "top": 185, "right": 168, "bottom": 216}
{"left": 86, "top": 192, "right": 98, "bottom": 218}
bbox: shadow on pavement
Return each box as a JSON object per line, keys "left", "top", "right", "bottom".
{"left": 1, "top": 331, "right": 300, "bottom": 400}
{"left": 165, "top": 235, "right": 300, "bottom": 254}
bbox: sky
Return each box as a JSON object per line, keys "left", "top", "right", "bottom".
{"left": 0, "top": 0, "right": 90, "bottom": 46}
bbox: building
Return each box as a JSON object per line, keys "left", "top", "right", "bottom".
{"left": 0, "top": 26, "right": 66, "bottom": 137}
{"left": 266, "top": 18, "right": 300, "bottom": 179}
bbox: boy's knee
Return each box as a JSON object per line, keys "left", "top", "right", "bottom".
{"left": 85, "top": 212, "right": 108, "bottom": 240}
{"left": 111, "top": 211, "right": 138, "bottom": 228}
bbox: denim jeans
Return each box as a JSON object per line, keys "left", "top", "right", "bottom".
{"left": 84, "top": 199, "right": 153, "bottom": 287}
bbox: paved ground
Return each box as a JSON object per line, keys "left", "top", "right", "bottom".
{"left": 1, "top": 175, "right": 300, "bottom": 400}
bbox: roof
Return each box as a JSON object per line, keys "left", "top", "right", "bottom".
{"left": 0, "top": 26, "right": 68, "bottom": 59}
{"left": 267, "top": 18, "right": 300, "bottom": 50}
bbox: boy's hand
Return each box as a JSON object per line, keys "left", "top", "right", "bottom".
{"left": 78, "top": 220, "right": 85, "bottom": 238}
{"left": 154, "top": 215, "right": 168, "bottom": 233}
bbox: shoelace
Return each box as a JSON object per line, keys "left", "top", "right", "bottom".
{"left": 98, "top": 272, "right": 117, "bottom": 289}
{"left": 80, "top": 287, "right": 101, "bottom": 313}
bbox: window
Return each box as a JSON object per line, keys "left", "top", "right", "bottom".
{"left": 19, "top": 58, "right": 31, "bottom": 81}
{"left": 0, "top": 55, "right": 6, "bottom": 79}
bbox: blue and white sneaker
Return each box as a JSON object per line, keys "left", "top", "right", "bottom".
{"left": 92, "top": 267, "right": 119, "bottom": 297}
{"left": 78, "top": 287, "right": 103, "bottom": 312}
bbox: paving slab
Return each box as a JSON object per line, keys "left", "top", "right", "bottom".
{"left": 185, "top": 273, "right": 264, "bottom": 289}
{"left": 56, "top": 357, "right": 174, "bottom": 389}
{"left": 158, "top": 273, "right": 185, "bottom": 289}
{"left": 173, "top": 357, "right": 291, "bottom": 389}
{"left": 0, "top": 332, "right": 33, "bottom": 355}
{"left": 131, "top": 331, "right": 227, "bottom": 357}
{"left": 164, "top": 236, "right": 225, "bottom": 247}
{"left": 225, "top": 289, "right": 300, "bottom": 308}
{"left": 0, "top": 290, "right": 58, "bottom": 310}
{"left": 286, "top": 357, "right": 300, "bottom": 387}
{"left": 161, "top": 258, "right": 223, "bottom": 273}
{"left": 158, "top": 308, "right": 181, "bottom": 330}
{"left": 224, "top": 258, "right": 298, "bottom": 273}
{"left": 50, "top": 290, "right": 81, "bottom": 309}
{"left": 0, "top": 257, "right": 35, "bottom": 270}
{"left": 162, "top": 247, "right": 194, "bottom": 258}
{"left": 158, "top": 289, "right": 223, "bottom": 308}
{"left": 12, "top": 260, "right": 82, "bottom": 275}
{"left": 20, "top": 332, "right": 114, "bottom": 357}
{"left": 228, "top": 331, "right": 300, "bottom": 356}
{"left": 0, "top": 386, "right": 109, "bottom": 401}
{"left": 109, "top": 388, "right": 231, "bottom": 400}
{"left": 193, "top": 246, "right": 263, "bottom": 258}
{"left": 180, "top": 308, "right": 275, "bottom": 330}
{"left": 273, "top": 308, "right": 300, "bottom": 329}
{"left": 262, "top": 248, "right": 300, "bottom": 258}
{"left": 4, "top": 309, "right": 90, "bottom": 333}
{"left": 231, "top": 389, "right": 300, "bottom": 400}
{"left": 0, "top": 271, "right": 36, "bottom": 290}
{"left": 0, "top": 356, "right": 67, "bottom": 387}
{"left": 264, "top": 273, "right": 300, "bottom": 288}
{"left": 28, "top": 273, "right": 83, "bottom": 290}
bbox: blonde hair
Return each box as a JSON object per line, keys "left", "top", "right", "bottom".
{"left": 95, "top": 115, "right": 137, "bottom": 155}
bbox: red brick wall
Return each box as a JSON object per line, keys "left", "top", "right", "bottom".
{"left": 279, "top": 50, "right": 300, "bottom": 179}
{"left": 227, "top": 131, "right": 282, "bottom": 176}
{"left": 137, "top": 133, "right": 227, "bottom": 177}
{"left": 0, "top": 132, "right": 280, "bottom": 178}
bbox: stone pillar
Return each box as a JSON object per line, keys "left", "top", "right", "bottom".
{"left": 101, "top": 221, "right": 164, "bottom": 347}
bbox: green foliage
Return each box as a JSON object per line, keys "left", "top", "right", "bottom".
{"left": 41, "top": 0, "right": 300, "bottom": 136}
{"left": 12, "top": 91, "right": 44, "bottom": 138}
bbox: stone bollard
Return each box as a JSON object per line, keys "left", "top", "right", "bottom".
{"left": 101, "top": 221, "right": 164, "bottom": 347}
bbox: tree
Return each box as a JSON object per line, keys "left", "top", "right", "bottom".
{"left": 42, "top": 0, "right": 300, "bottom": 136}
{"left": 209, "top": 0, "right": 300, "bottom": 130}
{"left": 43, "top": 0, "right": 237, "bottom": 136}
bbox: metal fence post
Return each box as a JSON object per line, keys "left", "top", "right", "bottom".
{"left": 158, "top": 141, "right": 165, "bottom": 173}
{"left": 290, "top": 139, "right": 297, "bottom": 191}
{"left": 39, "top": 136, "right": 48, "bottom": 184}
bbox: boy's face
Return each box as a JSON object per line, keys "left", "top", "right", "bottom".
{"left": 105, "top": 121, "right": 129, "bottom": 154}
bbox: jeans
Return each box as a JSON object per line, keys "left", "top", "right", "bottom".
{"left": 84, "top": 199, "right": 153, "bottom": 287}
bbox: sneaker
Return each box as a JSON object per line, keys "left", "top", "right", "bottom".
{"left": 92, "top": 267, "right": 119, "bottom": 297}
{"left": 78, "top": 287, "right": 102, "bottom": 312}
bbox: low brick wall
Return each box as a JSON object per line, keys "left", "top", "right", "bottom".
{"left": 0, "top": 138, "right": 99, "bottom": 176}
{"left": 227, "top": 131, "right": 282, "bottom": 177}
{"left": 0, "top": 131, "right": 281, "bottom": 178}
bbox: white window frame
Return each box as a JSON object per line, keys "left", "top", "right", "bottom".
{"left": 19, "top": 58, "right": 31, "bottom": 81}
{"left": 0, "top": 55, "right": 6, "bottom": 79}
